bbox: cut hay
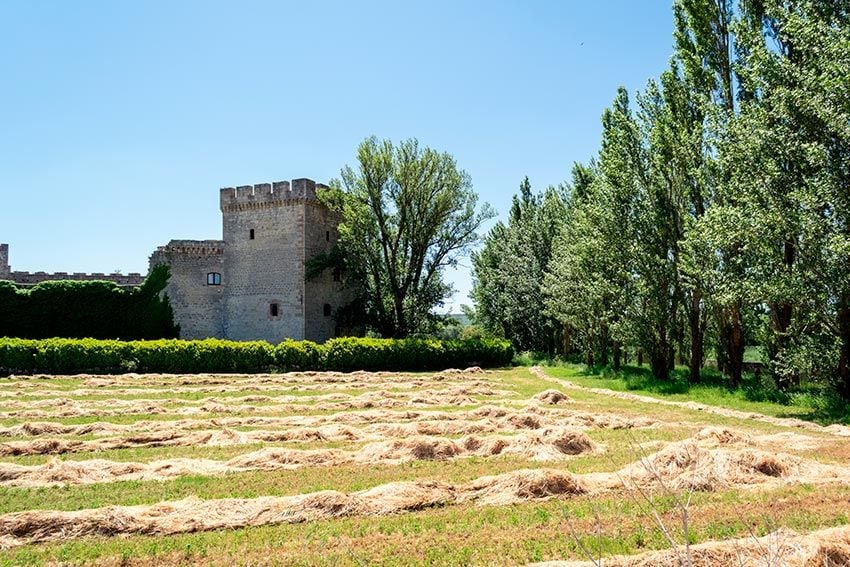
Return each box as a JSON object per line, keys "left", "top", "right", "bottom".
{"left": 461, "top": 468, "right": 586, "bottom": 506}
{"left": 0, "top": 468, "right": 589, "bottom": 547}
{"left": 532, "top": 524, "right": 850, "bottom": 567}
{"left": 0, "top": 481, "right": 455, "bottom": 548}
{"left": 529, "top": 365, "right": 850, "bottom": 438}
{"left": 615, "top": 440, "right": 849, "bottom": 492}
{"left": 355, "top": 437, "right": 465, "bottom": 463}
{"left": 533, "top": 389, "right": 571, "bottom": 405}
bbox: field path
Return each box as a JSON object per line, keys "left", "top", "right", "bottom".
{"left": 530, "top": 366, "right": 850, "bottom": 437}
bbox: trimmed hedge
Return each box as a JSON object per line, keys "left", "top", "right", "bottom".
{"left": 0, "top": 337, "right": 513, "bottom": 375}
{"left": 0, "top": 265, "right": 178, "bottom": 340}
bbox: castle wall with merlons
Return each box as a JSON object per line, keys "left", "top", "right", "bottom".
{"left": 303, "top": 202, "right": 347, "bottom": 342}
{"left": 149, "top": 241, "right": 225, "bottom": 339}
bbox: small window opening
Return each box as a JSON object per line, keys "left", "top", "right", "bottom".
{"left": 249, "top": 229, "right": 255, "bottom": 240}
{"left": 206, "top": 272, "right": 221, "bottom": 285}
{"left": 326, "top": 230, "right": 330, "bottom": 242}
{"left": 323, "top": 303, "right": 332, "bottom": 317}
{"left": 332, "top": 267, "right": 342, "bottom": 282}
{"left": 270, "top": 302, "right": 279, "bottom": 317}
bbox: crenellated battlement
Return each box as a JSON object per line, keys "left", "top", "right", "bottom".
{"left": 148, "top": 239, "right": 225, "bottom": 272}
{"left": 7, "top": 271, "right": 145, "bottom": 286}
{"left": 219, "top": 178, "right": 330, "bottom": 212}
{"left": 153, "top": 239, "right": 226, "bottom": 256}
{"left": 0, "top": 243, "right": 143, "bottom": 286}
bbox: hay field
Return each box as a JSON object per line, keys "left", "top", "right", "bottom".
{"left": 0, "top": 367, "right": 849, "bottom": 566}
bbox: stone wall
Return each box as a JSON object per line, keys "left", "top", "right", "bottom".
{"left": 303, "top": 193, "right": 349, "bottom": 342}
{"left": 0, "top": 244, "right": 9, "bottom": 279}
{"left": 149, "top": 240, "right": 225, "bottom": 339}
{"left": 0, "top": 243, "right": 143, "bottom": 286}
{"left": 220, "top": 180, "right": 308, "bottom": 341}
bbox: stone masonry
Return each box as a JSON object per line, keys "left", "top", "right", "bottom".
{"left": 0, "top": 243, "right": 144, "bottom": 287}
{"left": 149, "top": 178, "right": 349, "bottom": 343}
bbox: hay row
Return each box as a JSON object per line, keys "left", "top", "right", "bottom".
{"left": 0, "top": 428, "right": 598, "bottom": 487}
{"left": 533, "top": 524, "right": 850, "bottom": 566}
{"left": 0, "top": 390, "right": 486, "bottom": 419}
{"left": 0, "top": 405, "right": 661, "bottom": 456}
{"left": 12, "top": 367, "right": 487, "bottom": 388}
{"left": 0, "top": 380, "right": 510, "bottom": 400}
{"left": 2, "top": 427, "right": 849, "bottom": 549}
{"left": 0, "top": 403, "right": 647, "bottom": 441}
{"left": 529, "top": 366, "right": 850, "bottom": 437}
{"left": 0, "top": 468, "right": 584, "bottom": 548}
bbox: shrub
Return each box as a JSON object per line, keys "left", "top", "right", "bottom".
{"left": 0, "top": 336, "right": 514, "bottom": 375}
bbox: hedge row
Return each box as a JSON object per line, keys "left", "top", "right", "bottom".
{"left": 0, "top": 337, "right": 514, "bottom": 375}
{"left": 0, "top": 265, "right": 178, "bottom": 340}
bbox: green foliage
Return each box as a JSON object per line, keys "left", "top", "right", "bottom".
{"left": 472, "top": 178, "right": 567, "bottom": 353}
{"left": 319, "top": 137, "right": 495, "bottom": 338}
{"left": 0, "top": 265, "right": 178, "bottom": 340}
{"left": 0, "top": 337, "right": 513, "bottom": 375}
{"left": 536, "top": 0, "right": 850, "bottom": 400}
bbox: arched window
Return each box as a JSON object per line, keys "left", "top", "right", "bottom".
{"left": 206, "top": 272, "right": 221, "bottom": 285}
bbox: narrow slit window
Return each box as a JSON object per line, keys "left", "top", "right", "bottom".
{"left": 323, "top": 303, "right": 332, "bottom": 317}
{"left": 270, "top": 302, "right": 279, "bottom": 317}
{"left": 332, "top": 267, "right": 342, "bottom": 282}
{"left": 249, "top": 229, "right": 255, "bottom": 240}
{"left": 206, "top": 272, "right": 221, "bottom": 285}
{"left": 326, "top": 230, "right": 330, "bottom": 242}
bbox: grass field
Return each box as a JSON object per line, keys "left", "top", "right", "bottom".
{"left": 0, "top": 365, "right": 848, "bottom": 565}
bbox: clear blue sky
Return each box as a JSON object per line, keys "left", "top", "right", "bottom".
{"left": 0, "top": 1, "right": 675, "bottom": 311}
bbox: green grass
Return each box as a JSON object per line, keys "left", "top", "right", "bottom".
{"left": 533, "top": 362, "right": 850, "bottom": 425}
{"left": 0, "top": 366, "right": 848, "bottom": 565}
{"left": 4, "top": 484, "right": 850, "bottom": 566}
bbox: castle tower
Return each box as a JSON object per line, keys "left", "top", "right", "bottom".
{"left": 0, "top": 244, "right": 10, "bottom": 280}
{"left": 219, "top": 178, "right": 343, "bottom": 342}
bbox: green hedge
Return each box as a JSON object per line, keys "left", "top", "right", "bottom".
{"left": 0, "top": 337, "right": 513, "bottom": 375}
{"left": 0, "top": 265, "right": 178, "bottom": 340}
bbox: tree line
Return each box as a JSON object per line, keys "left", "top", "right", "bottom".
{"left": 472, "top": 0, "right": 850, "bottom": 398}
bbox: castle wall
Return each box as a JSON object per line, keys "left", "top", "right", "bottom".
{"left": 303, "top": 188, "right": 348, "bottom": 342}
{"left": 0, "top": 244, "right": 9, "bottom": 279}
{"left": 219, "top": 180, "right": 308, "bottom": 342}
{"left": 0, "top": 243, "right": 143, "bottom": 286}
{"left": 149, "top": 240, "right": 225, "bottom": 339}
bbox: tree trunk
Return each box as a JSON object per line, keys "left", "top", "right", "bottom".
{"left": 769, "top": 239, "right": 796, "bottom": 390}
{"left": 838, "top": 292, "right": 850, "bottom": 400}
{"left": 598, "top": 324, "right": 609, "bottom": 366}
{"left": 651, "top": 324, "right": 670, "bottom": 380}
{"left": 637, "top": 349, "right": 644, "bottom": 367}
{"left": 561, "top": 325, "right": 572, "bottom": 356}
{"left": 650, "top": 345, "right": 669, "bottom": 381}
{"left": 585, "top": 348, "right": 594, "bottom": 367}
{"left": 393, "top": 293, "right": 406, "bottom": 338}
{"left": 726, "top": 303, "right": 744, "bottom": 388}
{"left": 688, "top": 290, "right": 704, "bottom": 384}
{"left": 612, "top": 342, "right": 622, "bottom": 371}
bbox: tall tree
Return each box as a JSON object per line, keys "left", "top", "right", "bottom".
{"left": 472, "top": 178, "right": 566, "bottom": 352}
{"left": 321, "top": 137, "right": 494, "bottom": 338}
{"left": 674, "top": 0, "right": 748, "bottom": 386}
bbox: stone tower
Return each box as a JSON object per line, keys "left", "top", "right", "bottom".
{"left": 0, "top": 244, "right": 9, "bottom": 279}
{"left": 151, "top": 178, "right": 347, "bottom": 343}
